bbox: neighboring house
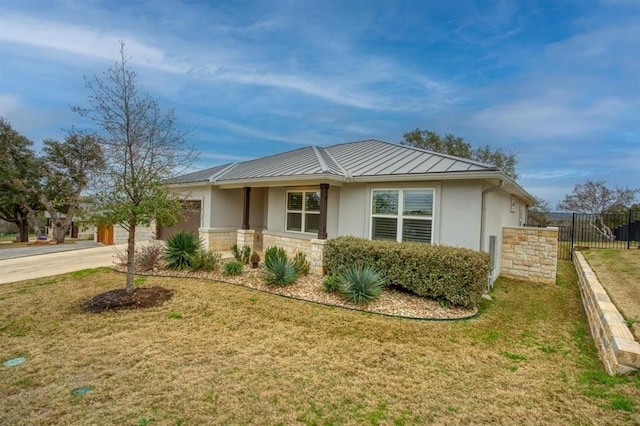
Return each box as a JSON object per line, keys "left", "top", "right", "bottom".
{"left": 166, "top": 139, "right": 536, "bottom": 283}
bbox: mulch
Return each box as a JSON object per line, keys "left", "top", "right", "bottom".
{"left": 82, "top": 286, "right": 173, "bottom": 313}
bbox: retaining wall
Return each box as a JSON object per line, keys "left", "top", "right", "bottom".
{"left": 573, "top": 251, "right": 640, "bottom": 375}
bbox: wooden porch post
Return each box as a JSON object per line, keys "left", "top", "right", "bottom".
{"left": 318, "top": 183, "right": 329, "bottom": 240}
{"left": 242, "top": 187, "right": 251, "bottom": 230}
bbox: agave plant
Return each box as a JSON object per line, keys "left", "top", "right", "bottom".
{"left": 339, "top": 265, "right": 386, "bottom": 305}
{"left": 164, "top": 231, "right": 201, "bottom": 270}
{"left": 262, "top": 256, "right": 297, "bottom": 286}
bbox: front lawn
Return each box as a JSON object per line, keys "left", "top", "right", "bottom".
{"left": 1, "top": 262, "right": 639, "bottom": 424}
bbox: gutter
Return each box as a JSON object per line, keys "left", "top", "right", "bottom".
{"left": 479, "top": 179, "right": 504, "bottom": 251}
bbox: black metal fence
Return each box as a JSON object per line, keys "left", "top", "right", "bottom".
{"left": 557, "top": 211, "right": 640, "bottom": 260}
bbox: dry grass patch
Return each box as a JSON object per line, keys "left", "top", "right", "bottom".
{"left": 1, "top": 263, "right": 639, "bottom": 424}
{"left": 582, "top": 249, "right": 640, "bottom": 341}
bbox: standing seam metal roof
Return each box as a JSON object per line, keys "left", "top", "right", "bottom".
{"left": 168, "top": 139, "right": 498, "bottom": 184}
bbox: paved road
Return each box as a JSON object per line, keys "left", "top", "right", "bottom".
{"left": 0, "top": 240, "right": 103, "bottom": 260}
{"left": 0, "top": 243, "right": 129, "bottom": 284}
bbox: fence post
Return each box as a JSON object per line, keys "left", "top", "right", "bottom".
{"left": 570, "top": 213, "right": 575, "bottom": 260}
{"left": 628, "top": 209, "right": 632, "bottom": 250}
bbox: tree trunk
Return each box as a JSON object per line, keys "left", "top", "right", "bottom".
{"left": 53, "top": 221, "right": 71, "bottom": 244}
{"left": 18, "top": 220, "right": 29, "bottom": 242}
{"left": 125, "top": 222, "right": 137, "bottom": 294}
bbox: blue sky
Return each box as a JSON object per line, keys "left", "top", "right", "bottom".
{"left": 1, "top": 0, "right": 638, "bottom": 207}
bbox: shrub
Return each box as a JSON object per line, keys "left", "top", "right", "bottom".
{"left": 222, "top": 260, "right": 244, "bottom": 276}
{"left": 231, "top": 244, "right": 251, "bottom": 264}
{"left": 321, "top": 274, "right": 342, "bottom": 293}
{"left": 339, "top": 264, "right": 385, "bottom": 305}
{"left": 164, "top": 231, "right": 201, "bottom": 270}
{"left": 264, "top": 246, "right": 287, "bottom": 266}
{"left": 262, "top": 256, "right": 297, "bottom": 286}
{"left": 324, "top": 236, "right": 491, "bottom": 309}
{"left": 135, "top": 241, "right": 164, "bottom": 271}
{"left": 190, "top": 250, "right": 222, "bottom": 271}
{"left": 116, "top": 240, "right": 164, "bottom": 271}
{"left": 292, "top": 251, "right": 310, "bottom": 276}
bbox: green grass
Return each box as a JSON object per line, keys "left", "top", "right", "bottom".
{"left": 0, "top": 263, "right": 639, "bottom": 424}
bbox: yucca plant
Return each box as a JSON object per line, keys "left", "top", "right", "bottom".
{"left": 164, "top": 231, "right": 201, "bottom": 270}
{"left": 222, "top": 260, "right": 244, "bottom": 276}
{"left": 262, "top": 256, "right": 297, "bottom": 286}
{"left": 264, "top": 246, "right": 287, "bottom": 266}
{"left": 339, "top": 265, "right": 386, "bottom": 305}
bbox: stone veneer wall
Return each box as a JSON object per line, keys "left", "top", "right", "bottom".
{"left": 501, "top": 226, "right": 558, "bottom": 284}
{"left": 573, "top": 251, "right": 640, "bottom": 375}
{"left": 113, "top": 225, "right": 153, "bottom": 245}
{"left": 236, "top": 229, "right": 264, "bottom": 252}
{"left": 263, "top": 233, "right": 326, "bottom": 275}
{"left": 200, "top": 229, "right": 237, "bottom": 251}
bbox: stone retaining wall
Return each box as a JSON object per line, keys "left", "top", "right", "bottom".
{"left": 573, "top": 250, "right": 640, "bottom": 375}
{"left": 501, "top": 226, "right": 558, "bottom": 284}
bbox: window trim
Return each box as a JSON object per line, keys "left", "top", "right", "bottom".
{"left": 369, "top": 188, "right": 435, "bottom": 243}
{"left": 286, "top": 190, "right": 321, "bottom": 234}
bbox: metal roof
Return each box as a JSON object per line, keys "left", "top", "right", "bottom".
{"left": 169, "top": 139, "right": 499, "bottom": 184}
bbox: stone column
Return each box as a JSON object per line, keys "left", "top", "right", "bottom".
{"left": 237, "top": 229, "right": 255, "bottom": 251}
{"left": 310, "top": 238, "right": 327, "bottom": 275}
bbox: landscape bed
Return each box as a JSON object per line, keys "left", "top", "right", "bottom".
{"left": 1, "top": 261, "right": 639, "bottom": 424}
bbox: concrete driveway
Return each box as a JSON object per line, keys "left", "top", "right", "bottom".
{"left": 0, "top": 243, "right": 129, "bottom": 284}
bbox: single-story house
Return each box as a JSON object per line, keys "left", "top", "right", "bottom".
{"left": 166, "top": 139, "right": 536, "bottom": 284}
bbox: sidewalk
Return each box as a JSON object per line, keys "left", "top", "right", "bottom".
{"left": 0, "top": 240, "right": 103, "bottom": 260}
{"left": 0, "top": 243, "right": 129, "bottom": 284}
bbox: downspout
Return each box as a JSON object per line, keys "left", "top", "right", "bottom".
{"left": 481, "top": 179, "right": 504, "bottom": 290}
{"left": 479, "top": 179, "right": 504, "bottom": 251}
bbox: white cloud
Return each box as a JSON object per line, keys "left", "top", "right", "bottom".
{"left": 0, "top": 94, "right": 22, "bottom": 116}
{"left": 0, "top": 12, "right": 188, "bottom": 73}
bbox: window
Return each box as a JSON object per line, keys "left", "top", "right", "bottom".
{"left": 371, "top": 189, "right": 434, "bottom": 243}
{"left": 287, "top": 191, "right": 320, "bottom": 233}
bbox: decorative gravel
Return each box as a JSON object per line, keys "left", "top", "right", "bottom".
{"left": 116, "top": 265, "right": 477, "bottom": 320}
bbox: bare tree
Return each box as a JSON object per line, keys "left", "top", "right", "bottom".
{"left": 558, "top": 180, "right": 638, "bottom": 240}
{"left": 72, "top": 42, "right": 197, "bottom": 293}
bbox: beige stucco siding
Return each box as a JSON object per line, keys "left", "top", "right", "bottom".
{"left": 210, "top": 187, "right": 244, "bottom": 229}
{"left": 337, "top": 184, "right": 368, "bottom": 237}
{"left": 438, "top": 180, "right": 482, "bottom": 249}
{"left": 484, "top": 188, "right": 529, "bottom": 283}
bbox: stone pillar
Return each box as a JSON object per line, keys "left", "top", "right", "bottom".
{"left": 237, "top": 229, "right": 255, "bottom": 251}
{"left": 310, "top": 238, "right": 327, "bottom": 275}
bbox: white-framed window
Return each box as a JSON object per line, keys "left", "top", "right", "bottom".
{"left": 286, "top": 190, "right": 320, "bottom": 233}
{"left": 370, "top": 188, "right": 434, "bottom": 243}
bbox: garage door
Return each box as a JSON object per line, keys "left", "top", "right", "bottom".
{"left": 157, "top": 200, "right": 202, "bottom": 240}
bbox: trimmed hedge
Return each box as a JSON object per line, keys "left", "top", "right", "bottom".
{"left": 324, "top": 236, "right": 491, "bottom": 309}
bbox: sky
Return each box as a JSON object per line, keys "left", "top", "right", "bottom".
{"left": 1, "top": 0, "right": 638, "bottom": 207}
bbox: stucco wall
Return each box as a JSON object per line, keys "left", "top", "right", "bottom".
{"left": 438, "top": 180, "right": 482, "bottom": 249}
{"left": 211, "top": 188, "right": 244, "bottom": 228}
